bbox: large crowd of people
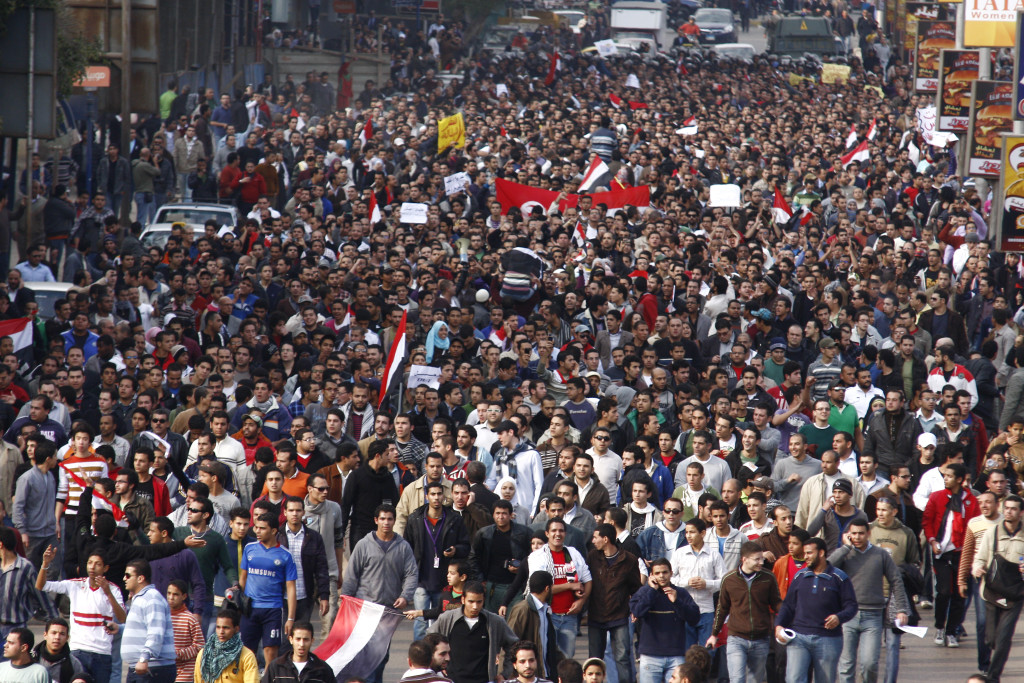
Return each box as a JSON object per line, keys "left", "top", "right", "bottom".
{"left": 2, "top": 5, "right": 1024, "bottom": 683}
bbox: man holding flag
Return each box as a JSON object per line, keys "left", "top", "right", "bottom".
{"left": 339, "top": 504, "right": 418, "bottom": 683}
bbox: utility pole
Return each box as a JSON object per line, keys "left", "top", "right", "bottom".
{"left": 120, "top": 0, "right": 133, "bottom": 226}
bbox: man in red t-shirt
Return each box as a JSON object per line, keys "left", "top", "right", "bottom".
{"left": 526, "top": 517, "right": 592, "bottom": 658}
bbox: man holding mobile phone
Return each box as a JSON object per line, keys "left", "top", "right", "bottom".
{"left": 629, "top": 557, "right": 699, "bottom": 683}
{"left": 403, "top": 481, "right": 470, "bottom": 640}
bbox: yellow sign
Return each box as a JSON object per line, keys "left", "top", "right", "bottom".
{"left": 821, "top": 64, "right": 851, "bottom": 84}
{"left": 799, "top": 20, "right": 808, "bottom": 30}
{"left": 438, "top": 112, "right": 466, "bottom": 152}
{"left": 964, "top": 0, "right": 1023, "bottom": 47}
{"left": 999, "top": 134, "right": 1024, "bottom": 251}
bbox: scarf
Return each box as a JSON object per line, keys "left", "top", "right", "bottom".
{"left": 425, "top": 321, "right": 450, "bottom": 363}
{"left": 199, "top": 632, "right": 243, "bottom": 683}
{"left": 250, "top": 396, "right": 275, "bottom": 414}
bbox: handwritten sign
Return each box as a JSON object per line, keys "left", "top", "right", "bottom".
{"left": 399, "top": 202, "right": 428, "bottom": 224}
{"left": 444, "top": 172, "right": 471, "bottom": 196}
{"left": 408, "top": 364, "right": 442, "bottom": 389}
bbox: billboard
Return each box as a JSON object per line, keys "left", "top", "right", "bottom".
{"left": 914, "top": 20, "right": 955, "bottom": 92}
{"left": 936, "top": 49, "right": 980, "bottom": 131}
{"left": 967, "top": 80, "right": 1014, "bottom": 176}
{"left": 1000, "top": 134, "right": 1024, "bottom": 252}
{"left": 964, "top": 0, "right": 1024, "bottom": 47}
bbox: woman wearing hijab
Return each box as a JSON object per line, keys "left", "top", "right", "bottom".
{"left": 425, "top": 321, "right": 450, "bottom": 363}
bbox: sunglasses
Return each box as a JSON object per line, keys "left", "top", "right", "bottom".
{"left": 663, "top": 508, "right": 683, "bottom": 514}
{"left": 593, "top": 435, "right": 610, "bottom": 441}
{"left": 312, "top": 486, "right": 329, "bottom": 492}
{"left": 188, "top": 508, "right": 203, "bottom": 513}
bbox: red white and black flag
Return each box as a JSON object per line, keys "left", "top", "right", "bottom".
{"left": 316, "top": 596, "right": 405, "bottom": 680}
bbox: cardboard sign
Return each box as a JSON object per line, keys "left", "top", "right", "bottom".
{"left": 399, "top": 202, "right": 429, "bottom": 224}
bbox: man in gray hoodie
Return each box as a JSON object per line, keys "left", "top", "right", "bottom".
{"left": 13, "top": 440, "right": 59, "bottom": 572}
{"left": 341, "top": 503, "right": 417, "bottom": 683}
{"left": 303, "top": 472, "right": 344, "bottom": 639}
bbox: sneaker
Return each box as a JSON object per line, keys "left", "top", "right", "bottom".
{"left": 934, "top": 629, "right": 945, "bottom": 646}
{"left": 919, "top": 599, "right": 934, "bottom": 609}
{"left": 946, "top": 635, "right": 960, "bottom": 648}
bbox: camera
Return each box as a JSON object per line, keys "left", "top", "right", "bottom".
{"left": 505, "top": 559, "right": 521, "bottom": 570}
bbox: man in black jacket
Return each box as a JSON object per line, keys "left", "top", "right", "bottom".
{"left": 342, "top": 439, "right": 400, "bottom": 550}
{"left": 280, "top": 497, "right": 330, "bottom": 627}
{"left": 404, "top": 481, "right": 471, "bottom": 640}
{"left": 263, "top": 621, "right": 335, "bottom": 683}
{"left": 468, "top": 500, "right": 533, "bottom": 612}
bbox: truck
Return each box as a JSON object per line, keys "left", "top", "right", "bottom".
{"left": 610, "top": 1, "right": 674, "bottom": 53}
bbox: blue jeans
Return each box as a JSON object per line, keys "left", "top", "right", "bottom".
{"left": 838, "top": 609, "right": 882, "bottom": 683}
{"left": 109, "top": 623, "right": 123, "bottom": 683}
{"left": 589, "top": 622, "right": 631, "bottom": 683}
{"left": 134, "top": 192, "right": 156, "bottom": 226}
{"left": 73, "top": 650, "right": 112, "bottom": 683}
{"left": 638, "top": 655, "right": 686, "bottom": 683}
{"left": 551, "top": 612, "right": 579, "bottom": 659}
{"left": 972, "top": 580, "right": 990, "bottom": 670}
{"left": 412, "top": 587, "right": 441, "bottom": 641}
{"left": 883, "top": 629, "right": 900, "bottom": 683}
{"left": 686, "top": 612, "right": 715, "bottom": 652}
{"left": 126, "top": 663, "right": 175, "bottom": 683}
{"left": 726, "top": 636, "right": 769, "bottom": 683}
{"left": 785, "top": 633, "right": 842, "bottom": 683}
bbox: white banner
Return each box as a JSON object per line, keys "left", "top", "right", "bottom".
{"left": 408, "top": 364, "right": 442, "bottom": 389}
{"left": 595, "top": 39, "right": 617, "bottom": 57}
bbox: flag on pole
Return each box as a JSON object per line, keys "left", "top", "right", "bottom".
{"left": 579, "top": 155, "right": 611, "bottom": 192}
{"left": 771, "top": 187, "right": 793, "bottom": 224}
{"left": 378, "top": 310, "right": 407, "bottom": 408}
{"left": 545, "top": 51, "right": 560, "bottom": 86}
{"left": 0, "top": 318, "right": 34, "bottom": 352}
{"left": 316, "top": 596, "right": 405, "bottom": 681}
{"left": 357, "top": 120, "right": 372, "bottom": 147}
{"left": 840, "top": 140, "right": 870, "bottom": 168}
{"left": 572, "top": 221, "right": 598, "bottom": 248}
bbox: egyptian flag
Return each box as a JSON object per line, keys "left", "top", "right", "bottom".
{"left": 545, "top": 51, "right": 560, "bottom": 86}
{"left": 0, "top": 318, "right": 34, "bottom": 352}
{"left": 489, "top": 326, "right": 508, "bottom": 350}
{"left": 316, "top": 596, "right": 405, "bottom": 680}
{"left": 579, "top": 155, "right": 611, "bottom": 192}
{"left": 677, "top": 117, "right": 698, "bottom": 136}
{"left": 572, "top": 221, "right": 597, "bottom": 248}
{"left": 841, "top": 140, "right": 870, "bottom": 168}
{"left": 378, "top": 310, "right": 407, "bottom": 408}
{"left": 357, "top": 119, "right": 373, "bottom": 146}
{"left": 500, "top": 125, "right": 508, "bottom": 138}
{"left": 59, "top": 463, "right": 125, "bottom": 522}
{"left": 845, "top": 123, "right": 858, "bottom": 149}
{"left": 866, "top": 117, "right": 878, "bottom": 140}
{"left": 609, "top": 93, "right": 623, "bottom": 108}
{"left": 771, "top": 186, "right": 793, "bottom": 224}
{"left": 368, "top": 192, "right": 382, "bottom": 224}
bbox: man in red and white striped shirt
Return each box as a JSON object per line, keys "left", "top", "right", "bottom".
{"left": 166, "top": 579, "right": 204, "bottom": 683}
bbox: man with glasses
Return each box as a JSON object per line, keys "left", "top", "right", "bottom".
{"left": 798, "top": 399, "right": 839, "bottom": 458}
{"left": 635, "top": 498, "right": 689, "bottom": 575}
{"left": 865, "top": 465, "right": 921, "bottom": 535}
{"left": 173, "top": 497, "right": 236, "bottom": 635}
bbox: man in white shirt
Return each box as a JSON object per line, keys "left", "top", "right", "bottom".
{"left": 670, "top": 518, "right": 725, "bottom": 651}
{"left": 586, "top": 426, "right": 623, "bottom": 503}
{"left": 844, "top": 368, "right": 884, "bottom": 420}
{"left": 739, "top": 492, "right": 775, "bottom": 540}
{"left": 856, "top": 453, "right": 889, "bottom": 496}
{"left": 832, "top": 431, "right": 859, "bottom": 479}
